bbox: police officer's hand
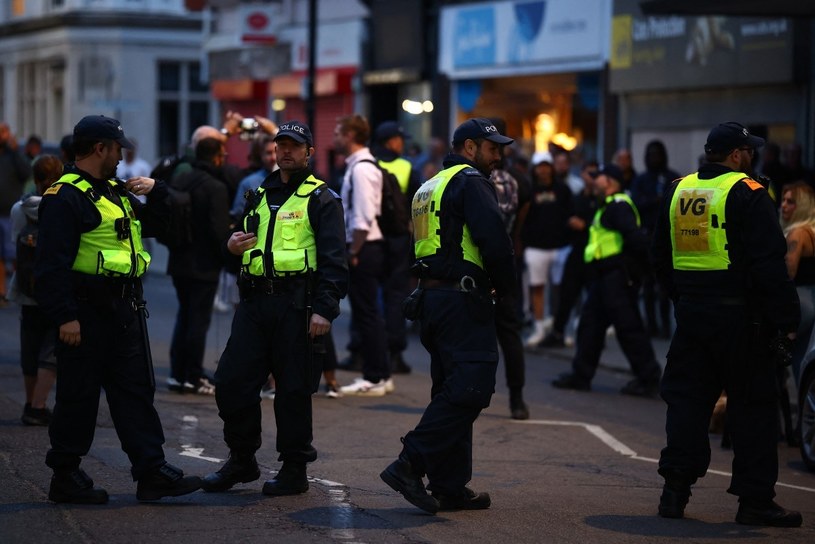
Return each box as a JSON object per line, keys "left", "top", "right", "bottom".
{"left": 309, "top": 313, "right": 331, "bottom": 338}
{"left": 59, "top": 320, "right": 81, "bottom": 347}
{"left": 227, "top": 231, "right": 258, "bottom": 256}
{"left": 125, "top": 176, "right": 155, "bottom": 197}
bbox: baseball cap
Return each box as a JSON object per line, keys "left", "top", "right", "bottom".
{"left": 274, "top": 120, "right": 313, "bottom": 146}
{"left": 452, "top": 118, "right": 514, "bottom": 146}
{"left": 704, "top": 122, "right": 765, "bottom": 154}
{"left": 593, "top": 163, "right": 625, "bottom": 184}
{"left": 374, "top": 121, "right": 409, "bottom": 143}
{"left": 531, "top": 151, "right": 553, "bottom": 166}
{"left": 73, "top": 115, "right": 134, "bottom": 150}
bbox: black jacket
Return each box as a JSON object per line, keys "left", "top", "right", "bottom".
{"left": 166, "top": 161, "right": 232, "bottom": 282}
{"left": 416, "top": 153, "right": 516, "bottom": 297}
{"left": 224, "top": 168, "right": 348, "bottom": 322}
{"left": 652, "top": 163, "right": 799, "bottom": 334}
{"left": 34, "top": 166, "right": 170, "bottom": 326}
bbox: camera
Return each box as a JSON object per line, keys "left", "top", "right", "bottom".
{"left": 238, "top": 118, "right": 259, "bottom": 140}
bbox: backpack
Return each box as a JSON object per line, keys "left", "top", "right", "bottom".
{"left": 155, "top": 174, "right": 206, "bottom": 249}
{"left": 353, "top": 159, "right": 410, "bottom": 237}
{"left": 149, "top": 153, "right": 187, "bottom": 182}
{"left": 15, "top": 197, "right": 39, "bottom": 298}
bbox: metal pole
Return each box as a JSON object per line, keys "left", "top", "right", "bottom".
{"left": 307, "top": 0, "right": 317, "bottom": 133}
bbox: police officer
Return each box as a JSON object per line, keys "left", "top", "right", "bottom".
{"left": 202, "top": 120, "right": 348, "bottom": 496}
{"left": 552, "top": 164, "right": 662, "bottom": 396}
{"left": 652, "top": 122, "right": 801, "bottom": 527}
{"left": 380, "top": 118, "right": 516, "bottom": 513}
{"left": 35, "top": 115, "right": 202, "bottom": 503}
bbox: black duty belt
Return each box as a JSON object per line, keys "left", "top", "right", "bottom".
{"left": 239, "top": 275, "right": 300, "bottom": 295}
{"left": 678, "top": 294, "right": 747, "bottom": 306}
{"left": 418, "top": 276, "right": 478, "bottom": 292}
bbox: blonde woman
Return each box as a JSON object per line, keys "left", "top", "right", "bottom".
{"left": 780, "top": 181, "right": 815, "bottom": 282}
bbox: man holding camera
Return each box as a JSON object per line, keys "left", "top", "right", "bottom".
{"left": 652, "top": 122, "right": 801, "bottom": 527}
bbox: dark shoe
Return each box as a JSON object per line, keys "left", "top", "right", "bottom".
{"left": 621, "top": 378, "right": 659, "bottom": 398}
{"left": 539, "top": 332, "right": 565, "bottom": 348}
{"left": 136, "top": 463, "right": 202, "bottom": 501}
{"left": 551, "top": 373, "right": 591, "bottom": 391}
{"left": 49, "top": 468, "right": 109, "bottom": 504}
{"left": 337, "top": 352, "right": 363, "bottom": 372}
{"left": 658, "top": 484, "right": 691, "bottom": 519}
{"left": 22, "top": 404, "right": 51, "bottom": 426}
{"left": 390, "top": 352, "right": 412, "bottom": 375}
{"left": 736, "top": 498, "right": 803, "bottom": 527}
{"left": 262, "top": 462, "right": 308, "bottom": 496}
{"left": 380, "top": 455, "right": 439, "bottom": 514}
{"left": 510, "top": 397, "right": 530, "bottom": 420}
{"left": 202, "top": 452, "right": 260, "bottom": 492}
{"left": 433, "top": 487, "right": 491, "bottom": 511}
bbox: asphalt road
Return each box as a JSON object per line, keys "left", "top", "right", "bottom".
{"left": 1, "top": 267, "right": 814, "bottom": 543}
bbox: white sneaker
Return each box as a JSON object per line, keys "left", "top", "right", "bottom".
{"left": 384, "top": 378, "right": 395, "bottom": 393}
{"left": 340, "top": 378, "right": 387, "bottom": 397}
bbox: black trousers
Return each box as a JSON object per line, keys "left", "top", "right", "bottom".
{"left": 214, "top": 288, "right": 320, "bottom": 464}
{"left": 495, "top": 289, "right": 525, "bottom": 392}
{"left": 384, "top": 234, "right": 412, "bottom": 354}
{"left": 46, "top": 296, "right": 166, "bottom": 480}
{"left": 170, "top": 276, "right": 218, "bottom": 384}
{"left": 552, "top": 244, "right": 586, "bottom": 336}
{"left": 571, "top": 267, "right": 661, "bottom": 384}
{"left": 402, "top": 288, "right": 498, "bottom": 495}
{"left": 659, "top": 300, "right": 779, "bottom": 500}
{"left": 347, "top": 241, "right": 389, "bottom": 382}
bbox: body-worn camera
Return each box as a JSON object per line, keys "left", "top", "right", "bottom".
{"left": 239, "top": 118, "right": 259, "bottom": 140}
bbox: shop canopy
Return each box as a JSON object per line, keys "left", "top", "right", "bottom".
{"left": 640, "top": 0, "right": 815, "bottom": 17}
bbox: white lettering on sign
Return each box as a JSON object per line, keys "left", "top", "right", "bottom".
{"left": 280, "top": 124, "right": 306, "bottom": 134}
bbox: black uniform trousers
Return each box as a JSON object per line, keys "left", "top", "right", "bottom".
{"left": 214, "top": 286, "right": 320, "bottom": 464}
{"left": 571, "top": 266, "right": 661, "bottom": 385}
{"left": 347, "top": 241, "right": 390, "bottom": 382}
{"left": 46, "top": 295, "right": 166, "bottom": 480}
{"left": 552, "top": 244, "right": 586, "bottom": 336}
{"left": 659, "top": 299, "right": 779, "bottom": 500}
{"left": 402, "top": 288, "right": 498, "bottom": 496}
{"left": 169, "top": 276, "right": 218, "bottom": 384}
{"left": 494, "top": 289, "right": 525, "bottom": 392}
{"left": 384, "top": 233, "right": 412, "bottom": 356}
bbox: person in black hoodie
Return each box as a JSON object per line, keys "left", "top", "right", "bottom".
{"left": 166, "top": 137, "right": 233, "bottom": 394}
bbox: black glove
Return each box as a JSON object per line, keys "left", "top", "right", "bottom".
{"left": 769, "top": 334, "right": 794, "bottom": 368}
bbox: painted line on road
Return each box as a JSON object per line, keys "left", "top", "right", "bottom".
{"left": 517, "top": 419, "right": 815, "bottom": 494}
{"left": 175, "top": 414, "right": 364, "bottom": 543}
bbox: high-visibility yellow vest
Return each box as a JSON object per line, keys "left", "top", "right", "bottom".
{"left": 669, "top": 171, "right": 744, "bottom": 271}
{"left": 241, "top": 176, "right": 325, "bottom": 277}
{"left": 584, "top": 193, "right": 640, "bottom": 263}
{"left": 52, "top": 174, "right": 150, "bottom": 277}
{"left": 379, "top": 157, "right": 411, "bottom": 194}
{"left": 412, "top": 164, "right": 484, "bottom": 269}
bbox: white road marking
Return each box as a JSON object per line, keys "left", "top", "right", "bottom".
{"left": 517, "top": 419, "right": 815, "bottom": 494}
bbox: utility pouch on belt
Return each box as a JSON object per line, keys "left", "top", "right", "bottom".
{"left": 401, "top": 287, "right": 424, "bottom": 321}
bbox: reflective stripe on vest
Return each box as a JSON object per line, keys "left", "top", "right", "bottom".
{"left": 241, "top": 176, "right": 325, "bottom": 277}
{"left": 412, "top": 164, "right": 484, "bottom": 269}
{"left": 584, "top": 193, "right": 640, "bottom": 263}
{"left": 669, "top": 171, "right": 744, "bottom": 271}
{"left": 54, "top": 174, "right": 150, "bottom": 277}
{"left": 379, "top": 157, "right": 412, "bottom": 194}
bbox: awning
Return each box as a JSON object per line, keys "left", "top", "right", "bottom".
{"left": 269, "top": 67, "right": 356, "bottom": 98}
{"left": 640, "top": 0, "right": 815, "bottom": 17}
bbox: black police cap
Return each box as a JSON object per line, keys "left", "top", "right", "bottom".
{"left": 73, "top": 115, "right": 134, "bottom": 150}
{"left": 452, "top": 118, "right": 514, "bottom": 146}
{"left": 705, "top": 122, "right": 764, "bottom": 154}
{"left": 274, "top": 120, "right": 313, "bottom": 146}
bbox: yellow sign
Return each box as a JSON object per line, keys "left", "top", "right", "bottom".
{"left": 610, "top": 15, "right": 633, "bottom": 70}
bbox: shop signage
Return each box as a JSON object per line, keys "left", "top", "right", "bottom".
{"left": 610, "top": 0, "right": 793, "bottom": 92}
{"left": 439, "top": 0, "right": 608, "bottom": 79}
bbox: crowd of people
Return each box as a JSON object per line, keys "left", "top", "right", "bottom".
{"left": 0, "top": 113, "right": 809, "bottom": 525}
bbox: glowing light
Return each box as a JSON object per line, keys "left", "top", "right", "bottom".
{"left": 271, "top": 98, "right": 286, "bottom": 111}
{"left": 422, "top": 100, "right": 434, "bottom": 112}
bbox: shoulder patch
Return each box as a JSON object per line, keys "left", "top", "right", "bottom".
{"left": 741, "top": 178, "right": 764, "bottom": 191}
{"left": 462, "top": 167, "right": 482, "bottom": 176}
{"left": 43, "top": 185, "right": 62, "bottom": 196}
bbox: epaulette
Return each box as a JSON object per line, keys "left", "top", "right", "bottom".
{"left": 327, "top": 188, "right": 341, "bottom": 199}
{"left": 462, "top": 167, "right": 482, "bottom": 176}
{"left": 739, "top": 177, "right": 765, "bottom": 192}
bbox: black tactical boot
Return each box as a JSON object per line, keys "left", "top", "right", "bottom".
{"left": 136, "top": 463, "right": 202, "bottom": 501}
{"left": 380, "top": 452, "right": 439, "bottom": 514}
{"left": 658, "top": 471, "right": 693, "bottom": 519}
{"left": 736, "top": 498, "right": 803, "bottom": 527}
{"left": 262, "top": 462, "right": 309, "bottom": 496}
{"left": 202, "top": 451, "right": 261, "bottom": 492}
{"left": 432, "top": 487, "right": 491, "bottom": 511}
{"left": 509, "top": 389, "right": 530, "bottom": 420}
{"left": 48, "top": 468, "right": 109, "bottom": 504}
